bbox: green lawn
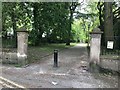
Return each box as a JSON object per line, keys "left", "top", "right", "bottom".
{"left": 27, "top": 43, "right": 77, "bottom": 63}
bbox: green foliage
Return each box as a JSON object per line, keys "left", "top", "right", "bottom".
{"left": 72, "top": 20, "right": 86, "bottom": 42}
{"left": 29, "top": 2, "right": 70, "bottom": 45}
{"left": 72, "top": 2, "right": 99, "bottom": 43}
{"left": 2, "top": 2, "right": 71, "bottom": 46}
{"left": 2, "top": 2, "right": 119, "bottom": 47}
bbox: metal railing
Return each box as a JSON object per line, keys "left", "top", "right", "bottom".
{"left": 2, "top": 36, "right": 17, "bottom": 53}
{"left": 101, "top": 36, "right": 120, "bottom": 56}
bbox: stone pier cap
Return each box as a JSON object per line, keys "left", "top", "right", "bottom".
{"left": 16, "top": 27, "right": 28, "bottom": 32}
{"left": 90, "top": 28, "right": 103, "bottom": 34}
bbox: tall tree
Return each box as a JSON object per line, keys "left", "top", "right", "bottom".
{"left": 66, "top": 2, "right": 78, "bottom": 45}
{"left": 104, "top": 2, "right": 114, "bottom": 43}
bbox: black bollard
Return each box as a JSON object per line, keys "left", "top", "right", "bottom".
{"left": 54, "top": 49, "right": 58, "bottom": 67}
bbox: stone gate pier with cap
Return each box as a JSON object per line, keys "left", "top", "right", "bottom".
{"left": 17, "top": 27, "right": 28, "bottom": 66}
{"left": 2, "top": 27, "right": 28, "bottom": 66}
{"left": 89, "top": 28, "right": 103, "bottom": 72}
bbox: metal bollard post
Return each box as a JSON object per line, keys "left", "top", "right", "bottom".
{"left": 54, "top": 49, "right": 58, "bottom": 67}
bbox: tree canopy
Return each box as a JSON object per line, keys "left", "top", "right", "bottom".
{"left": 2, "top": 1, "right": 120, "bottom": 46}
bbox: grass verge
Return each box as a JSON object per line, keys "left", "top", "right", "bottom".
{"left": 27, "top": 43, "right": 77, "bottom": 63}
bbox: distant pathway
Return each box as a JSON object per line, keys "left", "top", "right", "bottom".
{"left": 1, "top": 43, "right": 118, "bottom": 88}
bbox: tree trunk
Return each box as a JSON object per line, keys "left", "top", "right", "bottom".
{"left": 11, "top": 9, "right": 17, "bottom": 48}
{"left": 66, "top": 8, "right": 73, "bottom": 46}
{"left": 104, "top": 2, "right": 114, "bottom": 44}
{"left": 97, "top": 2, "right": 105, "bottom": 46}
{"left": 33, "top": 3, "right": 39, "bottom": 46}
{"left": 66, "top": 2, "right": 78, "bottom": 45}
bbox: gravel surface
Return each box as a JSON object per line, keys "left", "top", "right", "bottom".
{"left": 1, "top": 43, "right": 118, "bottom": 88}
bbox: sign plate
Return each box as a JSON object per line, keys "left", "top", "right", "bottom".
{"left": 107, "top": 41, "right": 114, "bottom": 49}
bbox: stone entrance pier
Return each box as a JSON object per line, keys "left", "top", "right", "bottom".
{"left": 17, "top": 27, "right": 28, "bottom": 66}
{"left": 2, "top": 27, "right": 28, "bottom": 66}
{"left": 89, "top": 28, "right": 103, "bottom": 72}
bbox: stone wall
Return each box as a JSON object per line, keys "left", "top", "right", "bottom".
{"left": 100, "top": 56, "right": 119, "bottom": 72}
{"left": 2, "top": 27, "right": 28, "bottom": 65}
{"left": 2, "top": 52, "right": 17, "bottom": 64}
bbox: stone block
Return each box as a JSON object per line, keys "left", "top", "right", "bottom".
{"left": 100, "top": 58, "right": 119, "bottom": 72}
{"left": 2, "top": 52, "right": 18, "bottom": 64}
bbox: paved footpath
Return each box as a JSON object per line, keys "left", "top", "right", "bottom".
{"left": 1, "top": 43, "right": 118, "bottom": 88}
